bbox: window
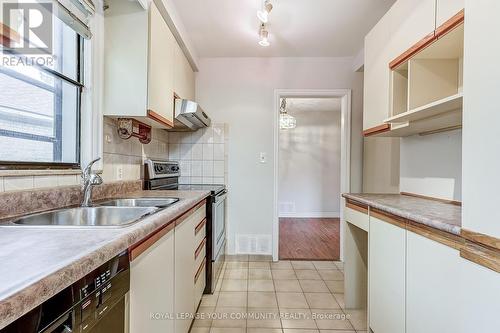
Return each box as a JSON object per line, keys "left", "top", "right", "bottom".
{"left": 0, "top": 7, "right": 84, "bottom": 168}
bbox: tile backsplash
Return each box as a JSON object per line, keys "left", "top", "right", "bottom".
{"left": 102, "top": 117, "right": 170, "bottom": 182}
{"left": 169, "top": 124, "right": 228, "bottom": 185}
{"left": 0, "top": 118, "right": 227, "bottom": 192}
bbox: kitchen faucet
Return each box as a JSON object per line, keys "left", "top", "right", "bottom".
{"left": 81, "top": 157, "right": 103, "bottom": 207}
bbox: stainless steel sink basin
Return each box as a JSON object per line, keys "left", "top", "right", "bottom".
{"left": 11, "top": 206, "right": 158, "bottom": 227}
{"left": 98, "top": 197, "right": 179, "bottom": 208}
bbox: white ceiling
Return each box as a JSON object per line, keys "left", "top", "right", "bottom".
{"left": 170, "top": 0, "right": 396, "bottom": 57}
{"left": 287, "top": 98, "right": 341, "bottom": 114}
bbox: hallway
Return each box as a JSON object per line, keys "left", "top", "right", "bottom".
{"left": 279, "top": 218, "right": 340, "bottom": 260}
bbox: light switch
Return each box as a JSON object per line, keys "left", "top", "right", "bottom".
{"left": 260, "top": 152, "right": 267, "bottom": 163}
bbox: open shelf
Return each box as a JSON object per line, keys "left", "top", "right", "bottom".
{"left": 385, "top": 92, "right": 462, "bottom": 123}
{"left": 375, "top": 109, "right": 462, "bottom": 137}
{"left": 385, "top": 21, "right": 464, "bottom": 137}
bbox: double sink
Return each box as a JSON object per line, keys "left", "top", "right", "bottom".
{"left": 9, "top": 198, "right": 179, "bottom": 227}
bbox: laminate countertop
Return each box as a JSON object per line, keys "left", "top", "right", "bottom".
{"left": 0, "top": 190, "right": 210, "bottom": 330}
{"left": 342, "top": 193, "right": 461, "bottom": 235}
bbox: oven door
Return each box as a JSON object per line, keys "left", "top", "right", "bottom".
{"left": 212, "top": 190, "right": 227, "bottom": 259}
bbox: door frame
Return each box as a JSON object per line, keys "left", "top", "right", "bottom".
{"left": 272, "top": 89, "right": 352, "bottom": 262}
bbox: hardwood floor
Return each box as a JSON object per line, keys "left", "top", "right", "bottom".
{"left": 279, "top": 217, "right": 340, "bottom": 260}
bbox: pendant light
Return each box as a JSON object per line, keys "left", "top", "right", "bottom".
{"left": 280, "top": 98, "right": 297, "bottom": 130}
{"left": 257, "top": 0, "right": 273, "bottom": 23}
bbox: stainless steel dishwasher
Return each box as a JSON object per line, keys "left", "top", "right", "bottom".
{"left": 1, "top": 252, "right": 130, "bottom": 333}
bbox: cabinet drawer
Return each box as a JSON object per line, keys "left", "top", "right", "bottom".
{"left": 195, "top": 219, "right": 206, "bottom": 246}
{"left": 194, "top": 238, "right": 206, "bottom": 272}
{"left": 345, "top": 202, "right": 369, "bottom": 232}
{"left": 194, "top": 260, "right": 206, "bottom": 309}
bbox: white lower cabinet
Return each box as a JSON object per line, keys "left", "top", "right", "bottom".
{"left": 369, "top": 215, "right": 406, "bottom": 333}
{"left": 175, "top": 204, "right": 206, "bottom": 333}
{"left": 406, "top": 230, "right": 462, "bottom": 333}
{"left": 130, "top": 230, "right": 175, "bottom": 333}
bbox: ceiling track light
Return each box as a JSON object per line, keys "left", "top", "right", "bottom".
{"left": 257, "top": 0, "right": 273, "bottom": 23}
{"left": 259, "top": 23, "right": 270, "bottom": 47}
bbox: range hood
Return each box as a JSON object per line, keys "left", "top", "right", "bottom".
{"left": 170, "top": 99, "right": 211, "bottom": 131}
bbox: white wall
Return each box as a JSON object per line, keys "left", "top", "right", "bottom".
{"left": 400, "top": 129, "right": 462, "bottom": 201}
{"left": 196, "top": 57, "right": 364, "bottom": 255}
{"left": 279, "top": 100, "right": 341, "bottom": 217}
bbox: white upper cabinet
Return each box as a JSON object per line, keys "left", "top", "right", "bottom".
{"left": 104, "top": 0, "right": 196, "bottom": 128}
{"left": 174, "top": 44, "right": 195, "bottom": 100}
{"left": 148, "top": 2, "right": 175, "bottom": 124}
{"left": 363, "top": 0, "right": 436, "bottom": 131}
{"left": 436, "top": 0, "right": 464, "bottom": 27}
{"left": 388, "top": 0, "right": 436, "bottom": 59}
{"left": 363, "top": 13, "right": 391, "bottom": 130}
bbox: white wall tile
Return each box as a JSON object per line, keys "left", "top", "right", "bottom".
{"left": 203, "top": 177, "right": 214, "bottom": 185}
{"left": 202, "top": 127, "right": 214, "bottom": 143}
{"left": 34, "top": 175, "right": 57, "bottom": 188}
{"left": 202, "top": 161, "right": 213, "bottom": 177}
{"left": 214, "top": 160, "right": 225, "bottom": 177}
{"left": 191, "top": 161, "right": 203, "bottom": 177}
{"left": 191, "top": 129, "right": 203, "bottom": 144}
{"left": 4, "top": 176, "right": 34, "bottom": 191}
{"left": 169, "top": 144, "right": 180, "bottom": 160}
{"left": 180, "top": 132, "right": 192, "bottom": 144}
{"left": 169, "top": 132, "right": 181, "bottom": 143}
{"left": 213, "top": 144, "right": 225, "bottom": 161}
{"left": 191, "top": 144, "right": 203, "bottom": 160}
{"left": 179, "top": 176, "right": 191, "bottom": 184}
{"left": 213, "top": 177, "right": 225, "bottom": 185}
{"left": 203, "top": 144, "right": 214, "bottom": 160}
{"left": 179, "top": 144, "right": 192, "bottom": 160}
{"left": 212, "top": 123, "right": 225, "bottom": 143}
{"left": 58, "top": 175, "right": 79, "bottom": 186}
{"left": 191, "top": 177, "right": 203, "bottom": 184}
{"left": 180, "top": 161, "right": 192, "bottom": 176}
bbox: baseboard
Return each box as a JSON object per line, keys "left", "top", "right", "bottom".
{"left": 279, "top": 212, "right": 340, "bottom": 218}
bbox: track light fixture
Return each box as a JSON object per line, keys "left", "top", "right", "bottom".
{"left": 259, "top": 23, "right": 270, "bottom": 47}
{"left": 257, "top": 0, "right": 273, "bottom": 23}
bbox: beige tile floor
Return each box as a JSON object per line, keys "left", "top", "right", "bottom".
{"left": 191, "top": 256, "right": 367, "bottom": 333}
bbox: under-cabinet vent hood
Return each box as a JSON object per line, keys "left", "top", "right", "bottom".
{"left": 170, "top": 99, "right": 211, "bottom": 131}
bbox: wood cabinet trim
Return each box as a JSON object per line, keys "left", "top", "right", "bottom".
{"left": 461, "top": 229, "right": 500, "bottom": 252}
{"left": 370, "top": 208, "right": 406, "bottom": 229}
{"left": 407, "top": 220, "right": 463, "bottom": 251}
{"left": 194, "top": 257, "right": 205, "bottom": 283}
{"left": 195, "top": 238, "right": 207, "bottom": 260}
{"left": 346, "top": 201, "right": 369, "bottom": 214}
{"left": 389, "top": 31, "right": 437, "bottom": 69}
{"left": 436, "top": 9, "right": 465, "bottom": 39}
{"left": 460, "top": 241, "right": 500, "bottom": 273}
{"left": 195, "top": 219, "right": 207, "bottom": 235}
{"left": 129, "top": 221, "right": 175, "bottom": 261}
{"left": 363, "top": 123, "right": 391, "bottom": 137}
{"left": 175, "top": 200, "right": 206, "bottom": 227}
{"left": 400, "top": 192, "right": 462, "bottom": 206}
{"left": 147, "top": 109, "right": 174, "bottom": 128}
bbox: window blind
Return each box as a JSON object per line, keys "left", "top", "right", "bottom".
{"left": 54, "top": 0, "right": 95, "bottom": 39}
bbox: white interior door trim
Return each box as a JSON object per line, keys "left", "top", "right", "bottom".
{"left": 272, "top": 89, "right": 352, "bottom": 262}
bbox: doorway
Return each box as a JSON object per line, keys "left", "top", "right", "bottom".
{"left": 273, "top": 90, "right": 351, "bottom": 262}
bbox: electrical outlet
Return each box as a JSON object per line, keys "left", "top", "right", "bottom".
{"left": 260, "top": 152, "right": 267, "bottom": 163}
{"left": 116, "top": 166, "right": 123, "bottom": 180}
{"left": 105, "top": 134, "right": 112, "bottom": 143}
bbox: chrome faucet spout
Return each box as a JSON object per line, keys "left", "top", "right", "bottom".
{"left": 81, "top": 158, "right": 103, "bottom": 207}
